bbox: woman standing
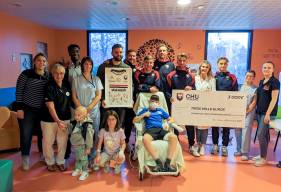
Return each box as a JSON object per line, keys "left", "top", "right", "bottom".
{"left": 16, "top": 53, "right": 49, "bottom": 171}
{"left": 195, "top": 60, "right": 216, "bottom": 155}
{"left": 254, "top": 61, "right": 280, "bottom": 167}
{"left": 72, "top": 56, "right": 103, "bottom": 159}
{"left": 41, "top": 64, "right": 71, "bottom": 172}
{"left": 235, "top": 70, "right": 257, "bottom": 161}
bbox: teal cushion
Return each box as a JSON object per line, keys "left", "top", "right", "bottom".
{"left": 0, "top": 160, "right": 13, "bottom": 192}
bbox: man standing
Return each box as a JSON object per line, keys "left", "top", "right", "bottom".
{"left": 123, "top": 49, "right": 139, "bottom": 149}
{"left": 65, "top": 44, "right": 82, "bottom": 85}
{"left": 97, "top": 44, "right": 130, "bottom": 129}
{"left": 166, "top": 53, "right": 200, "bottom": 157}
{"left": 154, "top": 44, "right": 175, "bottom": 111}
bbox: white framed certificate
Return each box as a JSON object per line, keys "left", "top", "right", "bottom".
{"left": 171, "top": 90, "right": 247, "bottom": 128}
{"left": 105, "top": 67, "right": 133, "bottom": 108}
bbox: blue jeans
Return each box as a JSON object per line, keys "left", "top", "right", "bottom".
{"left": 18, "top": 106, "right": 42, "bottom": 156}
{"left": 256, "top": 114, "right": 275, "bottom": 158}
{"left": 235, "top": 111, "right": 255, "bottom": 155}
{"left": 88, "top": 111, "right": 101, "bottom": 161}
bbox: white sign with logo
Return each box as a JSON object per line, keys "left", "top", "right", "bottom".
{"left": 105, "top": 67, "right": 133, "bottom": 108}
{"left": 171, "top": 90, "right": 247, "bottom": 128}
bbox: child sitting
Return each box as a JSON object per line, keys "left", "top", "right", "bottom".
{"left": 94, "top": 110, "right": 126, "bottom": 174}
{"left": 70, "top": 106, "right": 94, "bottom": 181}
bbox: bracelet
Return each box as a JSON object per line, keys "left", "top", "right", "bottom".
{"left": 96, "top": 149, "right": 101, "bottom": 153}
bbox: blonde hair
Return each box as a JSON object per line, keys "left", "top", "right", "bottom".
{"left": 51, "top": 63, "right": 65, "bottom": 74}
{"left": 144, "top": 55, "right": 154, "bottom": 62}
{"left": 198, "top": 60, "right": 213, "bottom": 79}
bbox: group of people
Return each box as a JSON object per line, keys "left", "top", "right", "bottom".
{"left": 15, "top": 42, "right": 280, "bottom": 180}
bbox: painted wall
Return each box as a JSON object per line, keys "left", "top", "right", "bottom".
{"left": 251, "top": 30, "right": 281, "bottom": 84}
{"left": 0, "top": 12, "right": 56, "bottom": 88}
{"left": 1, "top": 11, "right": 281, "bottom": 90}
{"left": 128, "top": 30, "right": 205, "bottom": 64}
{"left": 53, "top": 29, "right": 87, "bottom": 66}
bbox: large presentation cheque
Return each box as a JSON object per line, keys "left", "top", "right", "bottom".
{"left": 171, "top": 90, "right": 247, "bottom": 128}
{"left": 105, "top": 67, "right": 132, "bottom": 108}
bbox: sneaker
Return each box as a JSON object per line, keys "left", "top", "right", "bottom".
{"left": 241, "top": 155, "right": 249, "bottom": 161}
{"left": 47, "top": 164, "right": 57, "bottom": 172}
{"left": 276, "top": 161, "right": 281, "bottom": 168}
{"left": 234, "top": 151, "right": 242, "bottom": 156}
{"left": 254, "top": 158, "right": 267, "bottom": 167}
{"left": 114, "top": 165, "right": 121, "bottom": 174}
{"left": 252, "top": 155, "right": 261, "bottom": 161}
{"left": 79, "top": 171, "right": 89, "bottom": 181}
{"left": 104, "top": 162, "right": 110, "bottom": 173}
{"left": 211, "top": 145, "right": 219, "bottom": 155}
{"left": 152, "top": 160, "right": 164, "bottom": 172}
{"left": 92, "top": 164, "right": 100, "bottom": 171}
{"left": 190, "top": 146, "right": 200, "bottom": 157}
{"left": 221, "top": 146, "right": 228, "bottom": 157}
{"left": 22, "top": 156, "right": 30, "bottom": 171}
{"left": 72, "top": 169, "right": 82, "bottom": 176}
{"left": 164, "top": 163, "right": 177, "bottom": 172}
{"left": 199, "top": 145, "right": 205, "bottom": 156}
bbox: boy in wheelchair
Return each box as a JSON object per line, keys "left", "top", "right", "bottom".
{"left": 133, "top": 95, "right": 178, "bottom": 172}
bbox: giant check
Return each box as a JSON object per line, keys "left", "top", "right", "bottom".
{"left": 105, "top": 67, "right": 132, "bottom": 108}
{"left": 171, "top": 90, "right": 247, "bottom": 128}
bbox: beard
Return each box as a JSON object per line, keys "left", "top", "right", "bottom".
{"left": 113, "top": 55, "right": 122, "bottom": 61}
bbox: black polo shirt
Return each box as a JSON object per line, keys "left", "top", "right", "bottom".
{"left": 256, "top": 76, "right": 280, "bottom": 116}
{"left": 41, "top": 80, "right": 71, "bottom": 122}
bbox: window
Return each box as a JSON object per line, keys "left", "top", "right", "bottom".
{"left": 87, "top": 31, "right": 128, "bottom": 74}
{"left": 205, "top": 31, "right": 253, "bottom": 84}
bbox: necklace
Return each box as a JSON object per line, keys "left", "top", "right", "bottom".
{"left": 83, "top": 74, "right": 95, "bottom": 88}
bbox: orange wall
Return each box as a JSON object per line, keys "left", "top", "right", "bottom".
{"left": 0, "top": 12, "right": 56, "bottom": 88}
{"left": 1, "top": 11, "right": 281, "bottom": 88}
{"left": 128, "top": 30, "right": 205, "bottom": 64}
{"left": 251, "top": 30, "right": 281, "bottom": 83}
{"left": 54, "top": 29, "right": 87, "bottom": 66}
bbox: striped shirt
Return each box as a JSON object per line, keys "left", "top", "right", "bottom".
{"left": 16, "top": 69, "right": 49, "bottom": 110}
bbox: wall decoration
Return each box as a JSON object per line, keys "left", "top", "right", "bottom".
{"left": 136, "top": 39, "right": 175, "bottom": 65}
{"left": 37, "top": 41, "right": 48, "bottom": 58}
{"left": 20, "top": 53, "right": 33, "bottom": 72}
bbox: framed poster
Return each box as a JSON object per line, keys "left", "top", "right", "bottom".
{"left": 20, "top": 53, "right": 33, "bottom": 72}
{"left": 37, "top": 41, "right": 48, "bottom": 57}
{"left": 104, "top": 67, "right": 133, "bottom": 108}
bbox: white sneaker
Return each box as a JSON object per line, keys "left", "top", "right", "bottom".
{"left": 252, "top": 155, "right": 261, "bottom": 161}
{"left": 190, "top": 146, "right": 200, "bottom": 157}
{"left": 211, "top": 145, "right": 219, "bottom": 155}
{"left": 22, "top": 156, "right": 30, "bottom": 171}
{"left": 79, "top": 171, "right": 89, "bottom": 181}
{"left": 241, "top": 155, "right": 249, "bottom": 161}
{"left": 114, "top": 165, "right": 121, "bottom": 174}
{"left": 72, "top": 169, "right": 82, "bottom": 177}
{"left": 199, "top": 145, "right": 205, "bottom": 156}
{"left": 92, "top": 164, "right": 100, "bottom": 171}
{"left": 254, "top": 158, "right": 267, "bottom": 167}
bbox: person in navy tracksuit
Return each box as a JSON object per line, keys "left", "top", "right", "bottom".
{"left": 135, "top": 55, "right": 161, "bottom": 94}
{"left": 211, "top": 57, "right": 238, "bottom": 157}
{"left": 166, "top": 53, "right": 200, "bottom": 157}
{"left": 153, "top": 44, "right": 175, "bottom": 110}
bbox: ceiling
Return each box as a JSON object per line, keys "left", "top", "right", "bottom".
{"left": 1, "top": 0, "right": 281, "bottom": 30}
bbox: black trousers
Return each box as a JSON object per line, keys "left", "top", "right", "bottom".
{"left": 124, "top": 108, "right": 135, "bottom": 143}
{"left": 18, "top": 106, "right": 42, "bottom": 156}
{"left": 186, "top": 125, "right": 195, "bottom": 147}
{"left": 212, "top": 127, "right": 230, "bottom": 146}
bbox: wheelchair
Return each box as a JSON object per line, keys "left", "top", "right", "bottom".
{"left": 132, "top": 92, "right": 185, "bottom": 181}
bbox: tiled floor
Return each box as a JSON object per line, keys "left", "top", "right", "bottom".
{"left": 1, "top": 128, "right": 281, "bottom": 192}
